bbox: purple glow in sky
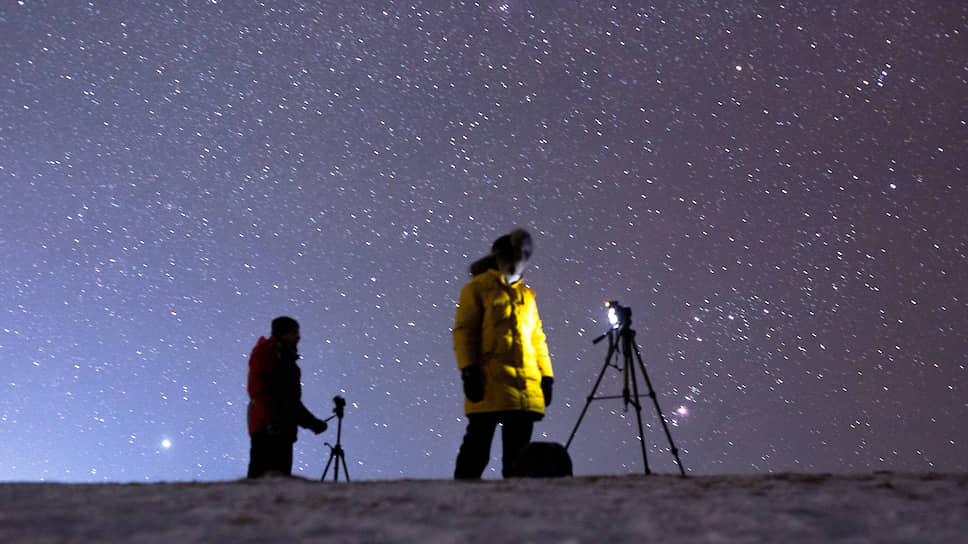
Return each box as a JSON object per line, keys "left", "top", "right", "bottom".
{"left": 1, "top": 1, "right": 965, "bottom": 482}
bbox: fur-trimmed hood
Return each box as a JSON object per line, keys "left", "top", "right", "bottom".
{"left": 469, "top": 228, "right": 533, "bottom": 276}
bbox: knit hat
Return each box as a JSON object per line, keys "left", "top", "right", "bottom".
{"left": 271, "top": 316, "right": 300, "bottom": 337}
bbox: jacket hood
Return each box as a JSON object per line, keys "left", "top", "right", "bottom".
{"left": 469, "top": 228, "right": 533, "bottom": 277}
{"left": 254, "top": 335, "right": 276, "bottom": 350}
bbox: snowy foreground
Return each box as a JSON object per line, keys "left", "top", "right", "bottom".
{"left": 2, "top": 472, "right": 966, "bottom": 543}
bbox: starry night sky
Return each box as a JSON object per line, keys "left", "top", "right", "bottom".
{"left": 1, "top": 1, "right": 965, "bottom": 482}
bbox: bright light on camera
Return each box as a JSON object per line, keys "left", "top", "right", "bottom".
{"left": 607, "top": 306, "right": 620, "bottom": 329}
{"left": 604, "top": 301, "right": 629, "bottom": 330}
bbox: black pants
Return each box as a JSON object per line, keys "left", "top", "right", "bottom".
{"left": 454, "top": 411, "right": 536, "bottom": 479}
{"left": 247, "top": 431, "right": 294, "bottom": 478}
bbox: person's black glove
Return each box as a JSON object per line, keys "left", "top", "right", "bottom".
{"left": 308, "top": 418, "right": 328, "bottom": 435}
{"left": 462, "top": 366, "right": 485, "bottom": 402}
{"left": 541, "top": 376, "right": 554, "bottom": 407}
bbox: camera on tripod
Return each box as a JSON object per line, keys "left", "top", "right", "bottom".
{"left": 594, "top": 301, "right": 632, "bottom": 344}
{"left": 322, "top": 395, "right": 350, "bottom": 481}
{"left": 605, "top": 301, "right": 631, "bottom": 330}
{"left": 332, "top": 395, "right": 346, "bottom": 418}
{"left": 569, "top": 300, "right": 686, "bottom": 476}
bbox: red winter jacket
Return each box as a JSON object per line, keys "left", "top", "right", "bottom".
{"left": 247, "top": 336, "right": 317, "bottom": 440}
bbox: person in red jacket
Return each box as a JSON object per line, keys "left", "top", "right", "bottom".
{"left": 247, "top": 316, "right": 328, "bottom": 478}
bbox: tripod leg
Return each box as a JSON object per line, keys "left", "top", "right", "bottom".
{"left": 322, "top": 415, "right": 349, "bottom": 481}
{"left": 339, "top": 451, "right": 351, "bottom": 482}
{"left": 624, "top": 334, "right": 652, "bottom": 475}
{"left": 630, "top": 334, "right": 686, "bottom": 476}
{"left": 322, "top": 452, "right": 333, "bottom": 481}
{"left": 566, "top": 334, "right": 619, "bottom": 449}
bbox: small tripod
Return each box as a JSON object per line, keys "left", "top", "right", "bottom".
{"left": 566, "top": 302, "right": 686, "bottom": 476}
{"left": 321, "top": 395, "right": 351, "bottom": 481}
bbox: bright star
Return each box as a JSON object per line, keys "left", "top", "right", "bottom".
{"left": 161, "top": 439, "right": 172, "bottom": 449}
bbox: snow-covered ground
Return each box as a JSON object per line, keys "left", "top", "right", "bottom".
{"left": 1, "top": 472, "right": 965, "bottom": 542}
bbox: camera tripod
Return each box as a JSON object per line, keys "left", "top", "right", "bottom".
{"left": 565, "top": 305, "right": 686, "bottom": 476}
{"left": 321, "top": 395, "right": 351, "bottom": 481}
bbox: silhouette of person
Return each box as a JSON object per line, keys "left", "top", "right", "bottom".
{"left": 246, "top": 316, "right": 328, "bottom": 478}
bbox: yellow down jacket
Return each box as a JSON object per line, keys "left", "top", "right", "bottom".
{"left": 453, "top": 269, "right": 553, "bottom": 416}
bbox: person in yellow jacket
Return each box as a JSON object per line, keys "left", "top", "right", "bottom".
{"left": 453, "top": 228, "right": 554, "bottom": 479}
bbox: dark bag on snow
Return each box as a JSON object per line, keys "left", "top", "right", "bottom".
{"left": 512, "top": 441, "right": 573, "bottom": 478}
